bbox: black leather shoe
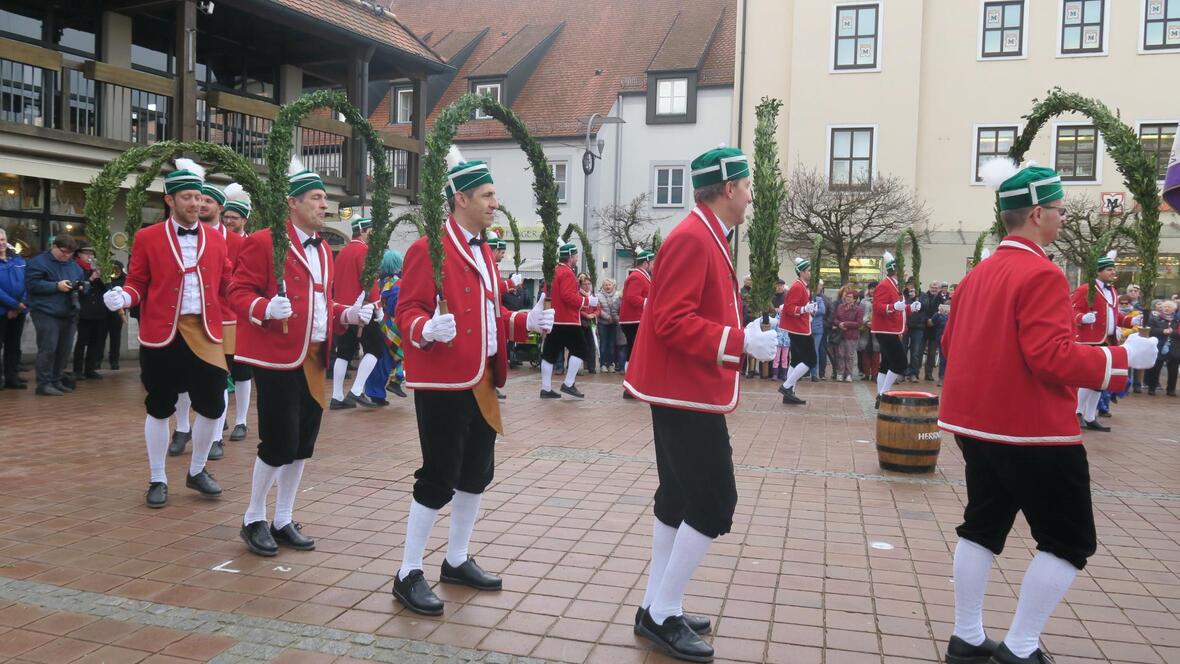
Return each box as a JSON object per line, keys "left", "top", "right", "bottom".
{"left": 240, "top": 520, "right": 278, "bottom": 556}
{"left": 185, "top": 470, "right": 222, "bottom": 497}
{"left": 1097, "top": 411, "right": 1112, "bottom": 418}
{"left": 35, "top": 385, "right": 64, "bottom": 396}
{"left": 4, "top": 376, "right": 26, "bottom": 389}
{"left": 84, "top": 371, "right": 102, "bottom": 379}
{"left": 559, "top": 384, "right": 585, "bottom": 398}
{"left": 110, "top": 362, "right": 119, "bottom": 370}
{"left": 168, "top": 431, "right": 190, "bottom": 456}
{"left": 945, "top": 634, "right": 1000, "bottom": 664}
{"left": 636, "top": 610, "right": 714, "bottom": 662}
{"left": 781, "top": 387, "right": 806, "bottom": 405}
{"left": 54, "top": 381, "right": 74, "bottom": 393}
{"left": 271, "top": 522, "right": 315, "bottom": 550}
{"left": 1084, "top": 419, "right": 1111, "bottom": 432}
{"left": 634, "top": 607, "right": 710, "bottom": 635}
{"left": 330, "top": 397, "right": 356, "bottom": 410}
{"left": 986, "top": 642, "right": 1055, "bottom": 663}
{"left": 393, "top": 569, "right": 444, "bottom": 616}
{"left": 387, "top": 383, "right": 407, "bottom": 398}
{"left": 353, "top": 393, "right": 380, "bottom": 408}
{"left": 208, "top": 440, "right": 224, "bottom": 460}
{"left": 540, "top": 389, "right": 562, "bottom": 399}
{"left": 875, "top": 395, "right": 880, "bottom": 409}
{"left": 372, "top": 397, "right": 390, "bottom": 406}
{"left": 145, "top": 482, "right": 167, "bottom": 508}
{"left": 440, "top": 557, "right": 502, "bottom": 590}
{"left": 60, "top": 375, "right": 75, "bottom": 390}
{"left": 229, "top": 424, "right": 248, "bottom": 441}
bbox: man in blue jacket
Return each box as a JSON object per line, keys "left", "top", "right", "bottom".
{"left": 0, "top": 228, "right": 29, "bottom": 390}
{"left": 26, "top": 234, "right": 84, "bottom": 395}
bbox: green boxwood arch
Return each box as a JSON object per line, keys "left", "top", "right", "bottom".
{"left": 893, "top": 227, "right": 921, "bottom": 293}
{"left": 419, "top": 93, "right": 561, "bottom": 298}
{"left": 989, "top": 88, "right": 1162, "bottom": 300}
{"left": 497, "top": 205, "right": 524, "bottom": 274}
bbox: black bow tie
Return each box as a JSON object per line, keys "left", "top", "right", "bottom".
{"left": 468, "top": 237, "right": 485, "bottom": 246}
{"left": 303, "top": 236, "right": 322, "bottom": 248}
{"left": 176, "top": 226, "right": 198, "bottom": 237}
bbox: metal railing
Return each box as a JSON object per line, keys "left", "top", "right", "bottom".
{"left": 299, "top": 126, "right": 346, "bottom": 179}
{"left": 196, "top": 99, "right": 271, "bottom": 166}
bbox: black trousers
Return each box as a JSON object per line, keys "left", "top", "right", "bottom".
{"left": 0, "top": 313, "right": 24, "bottom": 379}
{"left": 73, "top": 318, "right": 105, "bottom": 373}
{"left": 227, "top": 354, "right": 254, "bottom": 382}
{"left": 333, "top": 320, "right": 384, "bottom": 361}
{"left": 104, "top": 313, "right": 122, "bottom": 366}
{"left": 541, "top": 324, "right": 588, "bottom": 364}
{"left": 956, "top": 435, "right": 1096, "bottom": 570}
{"left": 1146, "top": 356, "right": 1180, "bottom": 392}
{"left": 581, "top": 324, "right": 597, "bottom": 371}
{"left": 651, "top": 405, "right": 738, "bottom": 538}
{"left": 875, "top": 333, "right": 908, "bottom": 375}
{"left": 787, "top": 332, "right": 815, "bottom": 369}
{"left": 412, "top": 388, "right": 496, "bottom": 509}
{"left": 253, "top": 365, "right": 322, "bottom": 466}
{"left": 139, "top": 335, "right": 226, "bottom": 420}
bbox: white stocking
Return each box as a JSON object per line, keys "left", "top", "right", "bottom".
{"left": 1004, "top": 552, "right": 1078, "bottom": 658}
{"left": 641, "top": 518, "right": 678, "bottom": 609}
{"left": 145, "top": 416, "right": 169, "bottom": 483}
{"left": 782, "top": 363, "right": 810, "bottom": 390}
{"left": 234, "top": 379, "right": 252, "bottom": 426}
{"left": 540, "top": 360, "right": 555, "bottom": 392}
{"left": 273, "top": 460, "right": 306, "bottom": 530}
{"left": 563, "top": 355, "right": 583, "bottom": 387}
{"left": 350, "top": 354, "right": 378, "bottom": 397}
{"left": 243, "top": 457, "right": 281, "bottom": 525}
{"left": 399, "top": 499, "right": 440, "bottom": 580}
{"left": 446, "top": 490, "right": 481, "bottom": 567}
{"left": 332, "top": 358, "right": 349, "bottom": 401}
{"left": 648, "top": 523, "right": 712, "bottom": 625}
{"left": 952, "top": 538, "right": 995, "bottom": 646}
{"left": 188, "top": 414, "right": 217, "bottom": 476}
{"left": 174, "top": 392, "right": 191, "bottom": 433}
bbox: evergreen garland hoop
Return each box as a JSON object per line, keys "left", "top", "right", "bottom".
{"left": 891, "top": 228, "right": 921, "bottom": 292}
{"left": 749, "top": 97, "right": 786, "bottom": 320}
{"left": 498, "top": 205, "right": 524, "bottom": 273}
{"left": 561, "top": 223, "right": 597, "bottom": 287}
{"left": 420, "top": 93, "right": 561, "bottom": 297}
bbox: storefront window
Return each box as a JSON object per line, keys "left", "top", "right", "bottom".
{"left": 50, "top": 180, "right": 86, "bottom": 216}
{"left": 49, "top": 219, "right": 87, "bottom": 246}
{"left": 0, "top": 217, "right": 41, "bottom": 257}
{"left": 0, "top": 174, "right": 44, "bottom": 212}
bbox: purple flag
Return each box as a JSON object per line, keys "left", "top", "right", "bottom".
{"left": 1165, "top": 128, "right": 1180, "bottom": 211}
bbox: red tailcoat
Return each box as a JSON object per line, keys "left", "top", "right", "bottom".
{"left": 619, "top": 268, "right": 651, "bottom": 324}
{"left": 550, "top": 262, "right": 588, "bottom": 325}
{"left": 1071, "top": 282, "right": 1124, "bottom": 344}
{"left": 212, "top": 224, "right": 243, "bottom": 326}
{"left": 333, "top": 239, "right": 368, "bottom": 307}
{"left": 778, "top": 278, "right": 812, "bottom": 335}
{"left": 396, "top": 217, "right": 530, "bottom": 390}
{"left": 870, "top": 276, "right": 908, "bottom": 334}
{"left": 228, "top": 221, "right": 347, "bottom": 369}
{"left": 623, "top": 204, "right": 746, "bottom": 413}
{"left": 938, "top": 236, "right": 1130, "bottom": 445}
{"left": 123, "top": 219, "right": 230, "bottom": 347}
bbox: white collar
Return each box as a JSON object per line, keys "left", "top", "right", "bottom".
{"left": 292, "top": 225, "right": 316, "bottom": 245}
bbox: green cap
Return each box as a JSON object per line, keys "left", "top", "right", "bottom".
{"left": 1096, "top": 250, "right": 1116, "bottom": 270}
{"left": 201, "top": 183, "right": 225, "bottom": 206}
{"left": 350, "top": 217, "right": 372, "bottom": 233}
{"left": 559, "top": 242, "right": 578, "bottom": 258}
{"left": 489, "top": 237, "right": 507, "bottom": 250}
{"left": 883, "top": 251, "right": 897, "bottom": 274}
{"left": 223, "top": 182, "right": 251, "bottom": 218}
{"left": 690, "top": 146, "right": 750, "bottom": 189}
{"left": 794, "top": 257, "right": 811, "bottom": 274}
{"left": 987, "top": 160, "right": 1064, "bottom": 211}
{"left": 164, "top": 158, "right": 205, "bottom": 194}
{"left": 636, "top": 249, "right": 655, "bottom": 262}
{"left": 287, "top": 157, "right": 324, "bottom": 197}
{"left": 445, "top": 161, "right": 494, "bottom": 198}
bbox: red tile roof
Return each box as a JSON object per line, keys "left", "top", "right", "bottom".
{"left": 373, "top": 0, "right": 735, "bottom": 140}
{"left": 269, "top": 0, "right": 443, "bottom": 65}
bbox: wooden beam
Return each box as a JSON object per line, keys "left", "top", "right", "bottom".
{"left": 0, "top": 36, "right": 64, "bottom": 71}
{"left": 81, "top": 61, "right": 174, "bottom": 97}
{"left": 205, "top": 90, "right": 278, "bottom": 120}
{"left": 300, "top": 114, "right": 352, "bottom": 137}
{"left": 376, "top": 130, "right": 422, "bottom": 153}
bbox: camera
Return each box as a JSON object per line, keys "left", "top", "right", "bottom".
{"left": 69, "top": 280, "right": 87, "bottom": 292}
{"left": 197, "top": 1, "right": 215, "bottom": 15}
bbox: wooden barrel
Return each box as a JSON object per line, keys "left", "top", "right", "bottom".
{"left": 876, "top": 391, "right": 941, "bottom": 473}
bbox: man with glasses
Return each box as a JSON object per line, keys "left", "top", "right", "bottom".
{"left": 938, "top": 160, "right": 1159, "bottom": 664}
{"left": 26, "top": 233, "right": 84, "bottom": 395}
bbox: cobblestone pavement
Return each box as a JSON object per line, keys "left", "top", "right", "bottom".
{"left": 1, "top": 366, "right": 1178, "bottom": 663}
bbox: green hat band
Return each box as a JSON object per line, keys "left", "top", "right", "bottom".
{"left": 223, "top": 201, "right": 251, "bottom": 218}
{"left": 690, "top": 147, "right": 750, "bottom": 188}
{"left": 350, "top": 217, "right": 373, "bottom": 233}
{"left": 201, "top": 184, "right": 225, "bottom": 205}
{"left": 795, "top": 259, "right": 811, "bottom": 274}
{"left": 489, "top": 238, "right": 507, "bottom": 250}
{"left": 445, "top": 161, "right": 494, "bottom": 198}
{"left": 288, "top": 169, "right": 325, "bottom": 197}
{"left": 636, "top": 250, "right": 655, "bottom": 262}
{"left": 164, "top": 169, "right": 204, "bottom": 194}
{"left": 559, "top": 242, "right": 578, "bottom": 257}
{"left": 1096, "top": 257, "right": 1115, "bottom": 269}
{"left": 997, "top": 167, "right": 1064, "bottom": 211}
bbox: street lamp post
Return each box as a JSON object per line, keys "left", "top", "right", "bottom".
{"left": 580, "top": 113, "right": 624, "bottom": 277}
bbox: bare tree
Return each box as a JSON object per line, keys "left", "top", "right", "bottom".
{"left": 595, "top": 193, "right": 660, "bottom": 254}
{"left": 1050, "top": 194, "right": 1137, "bottom": 271}
{"left": 777, "top": 165, "right": 931, "bottom": 284}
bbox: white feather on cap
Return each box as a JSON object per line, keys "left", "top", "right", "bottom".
{"left": 979, "top": 157, "right": 1019, "bottom": 191}
{"left": 487, "top": 230, "right": 499, "bottom": 240}
{"left": 224, "top": 182, "right": 250, "bottom": 204}
{"left": 174, "top": 158, "right": 205, "bottom": 180}
{"left": 288, "top": 156, "right": 306, "bottom": 177}
{"left": 883, "top": 250, "right": 894, "bottom": 263}
{"left": 716, "top": 142, "right": 727, "bottom": 149}
{"left": 981, "top": 248, "right": 991, "bottom": 260}
{"left": 1106, "top": 250, "right": 1117, "bottom": 260}
{"left": 446, "top": 145, "right": 465, "bottom": 169}
{"left": 794, "top": 256, "right": 807, "bottom": 267}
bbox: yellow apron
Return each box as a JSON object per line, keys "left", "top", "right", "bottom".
{"left": 471, "top": 368, "right": 503, "bottom": 434}
{"left": 303, "top": 344, "right": 327, "bottom": 410}
{"left": 221, "top": 323, "right": 236, "bottom": 356}
{"left": 177, "top": 315, "right": 227, "bottom": 371}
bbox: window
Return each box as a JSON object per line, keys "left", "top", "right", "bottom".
{"left": 1140, "top": 122, "right": 1178, "bottom": 180}
{"left": 829, "top": 127, "right": 874, "bottom": 190}
{"left": 472, "top": 82, "right": 501, "bottom": 119}
{"left": 0, "top": 175, "right": 87, "bottom": 258}
{"left": 549, "top": 161, "right": 568, "bottom": 204}
{"left": 1144, "top": 0, "right": 1180, "bottom": 50}
{"left": 654, "top": 167, "right": 686, "bottom": 207}
{"left": 834, "top": 4, "right": 880, "bottom": 70}
{"left": 392, "top": 86, "right": 413, "bottom": 124}
{"left": 974, "top": 126, "right": 1019, "bottom": 182}
{"left": 1054, "top": 125, "right": 1099, "bottom": 181}
{"left": 981, "top": 1, "right": 1026, "bottom": 58}
{"left": 1061, "top": 1, "right": 1105, "bottom": 54}
{"left": 656, "top": 78, "right": 688, "bottom": 116}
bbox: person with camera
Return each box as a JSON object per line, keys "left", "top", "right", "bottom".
{"left": 72, "top": 243, "right": 108, "bottom": 381}
{"left": 26, "top": 234, "right": 85, "bottom": 396}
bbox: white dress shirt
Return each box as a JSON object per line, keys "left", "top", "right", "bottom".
{"left": 293, "top": 226, "right": 328, "bottom": 343}
{"left": 173, "top": 219, "right": 203, "bottom": 315}
{"left": 1097, "top": 280, "right": 1117, "bottom": 337}
{"left": 459, "top": 226, "right": 498, "bottom": 357}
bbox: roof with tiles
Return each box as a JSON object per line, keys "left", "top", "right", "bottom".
{"left": 369, "top": 0, "right": 735, "bottom": 140}
{"left": 268, "top": 0, "right": 443, "bottom": 65}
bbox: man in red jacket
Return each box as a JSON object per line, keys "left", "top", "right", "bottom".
{"left": 221, "top": 182, "right": 254, "bottom": 443}
{"left": 228, "top": 159, "right": 375, "bottom": 557}
{"left": 102, "top": 159, "right": 229, "bottom": 508}
{"left": 330, "top": 216, "right": 382, "bottom": 410}
{"left": 200, "top": 182, "right": 241, "bottom": 460}
{"left": 391, "top": 148, "right": 552, "bottom": 615}
{"left": 624, "top": 146, "right": 777, "bottom": 663}
{"left": 870, "top": 251, "right": 919, "bottom": 405}
{"left": 1072, "top": 250, "right": 1123, "bottom": 432}
{"left": 938, "top": 160, "right": 1158, "bottom": 664}
{"left": 777, "top": 257, "right": 816, "bottom": 405}
{"left": 539, "top": 242, "right": 595, "bottom": 399}
{"left": 619, "top": 249, "right": 654, "bottom": 399}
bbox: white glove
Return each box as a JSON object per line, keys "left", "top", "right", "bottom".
{"left": 910, "top": 301, "right": 922, "bottom": 313}
{"left": 265, "top": 295, "right": 292, "bottom": 320}
{"left": 343, "top": 294, "right": 375, "bottom": 326}
{"left": 103, "top": 286, "right": 130, "bottom": 312}
{"left": 1081, "top": 311, "right": 1097, "bottom": 325}
{"left": 894, "top": 300, "right": 906, "bottom": 312}
{"left": 803, "top": 302, "right": 817, "bottom": 314}
{"left": 588, "top": 295, "right": 599, "bottom": 307}
{"left": 742, "top": 319, "right": 777, "bottom": 362}
{"left": 526, "top": 296, "right": 554, "bottom": 333}
{"left": 422, "top": 306, "right": 457, "bottom": 343}
{"left": 510, "top": 273, "right": 523, "bottom": 288}
{"left": 1124, "top": 333, "right": 1160, "bottom": 370}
